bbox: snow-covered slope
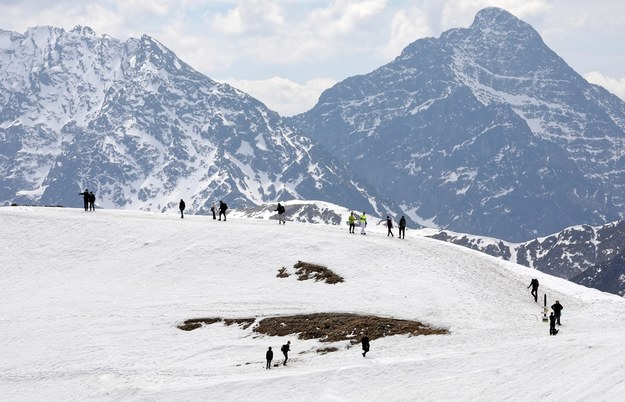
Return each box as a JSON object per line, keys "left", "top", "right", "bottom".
{"left": 427, "top": 220, "right": 625, "bottom": 296}
{"left": 2, "top": 206, "right": 625, "bottom": 400}
{"left": 291, "top": 7, "right": 625, "bottom": 242}
{"left": 0, "top": 26, "right": 394, "bottom": 218}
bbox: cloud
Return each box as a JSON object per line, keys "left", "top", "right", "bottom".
{"left": 220, "top": 76, "right": 337, "bottom": 116}
{"left": 584, "top": 72, "right": 625, "bottom": 101}
{"left": 384, "top": 7, "right": 432, "bottom": 58}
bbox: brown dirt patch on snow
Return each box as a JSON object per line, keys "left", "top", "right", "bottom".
{"left": 253, "top": 312, "right": 447, "bottom": 343}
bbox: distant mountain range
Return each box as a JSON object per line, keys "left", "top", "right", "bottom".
{"left": 0, "top": 26, "right": 396, "bottom": 217}
{"left": 290, "top": 7, "right": 625, "bottom": 242}
{"left": 4, "top": 1, "right": 625, "bottom": 287}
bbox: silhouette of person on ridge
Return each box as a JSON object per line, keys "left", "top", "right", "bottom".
{"left": 219, "top": 200, "right": 228, "bottom": 221}
{"left": 179, "top": 199, "right": 186, "bottom": 219}
{"left": 78, "top": 189, "right": 90, "bottom": 211}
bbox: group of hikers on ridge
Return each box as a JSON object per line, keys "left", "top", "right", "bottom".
{"left": 179, "top": 199, "right": 228, "bottom": 220}
{"left": 527, "top": 278, "right": 565, "bottom": 336}
{"left": 78, "top": 189, "right": 96, "bottom": 211}
{"left": 347, "top": 211, "right": 406, "bottom": 238}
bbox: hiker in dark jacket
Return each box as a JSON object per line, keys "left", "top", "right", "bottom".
{"left": 551, "top": 300, "right": 563, "bottom": 325}
{"left": 361, "top": 335, "right": 370, "bottom": 357}
{"left": 219, "top": 200, "right": 227, "bottom": 221}
{"left": 549, "top": 312, "right": 559, "bottom": 335}
{"left": 266, "top": 347, "right": 273, "bottom": 369}
{"left": 88, "top": 191, "right": 96, "bottom": 211}
{"left": 281, "top": 341, "right": 290, "bottom": 365}
{"left": 275, "top": 202, "right": 286, "bottom": 225}
{"left": 179, "top": 199, "right": 185, "bottom": 219}
{"left": 78, "top": 189, "right": 90, "bottom": 211}
{"left": 398, "top": 216, "right": 406, "bottom": 239}
{"left": 528, "top": 278, "right": 539, "bottom": 302}
{"left": 386, "top": 216, "right": 394, "bottom": 237}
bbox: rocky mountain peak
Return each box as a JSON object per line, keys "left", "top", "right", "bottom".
{"left": 471, "top": 7, "right": 535, "bottom": 35}
{"left": 290, "top": 7, "right": 625, "bottom": 242}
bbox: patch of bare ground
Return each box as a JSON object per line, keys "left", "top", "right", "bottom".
{"left": 177, "top": 317, "right": 255, "bottom": 331}
{"left": 253, "top": 313, "right": 448, "bottom": 342}
{"left": 292, "top": 261, "right": 344, "bottom": 284}
{"left": 224, "top": 318, "right": 255, "bottom": 329}
{"left": 316, "top": 347, "right": 339, "bottom": 354}
{"left": 276, "top": 267, "right": 290, "bottom": 278}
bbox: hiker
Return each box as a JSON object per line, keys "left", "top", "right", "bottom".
{"left": 266, "top": 347, "right": 273, "bottom": 369}
{"left": 281, "top": 341, "right": 291, "bottom": 366}
{"left": 348, "top": 212, "right": 356, "bottom": 234}
{"left": 551, "top": 300, "right": 563, "bottom": 325}
{"left": 219, "top": 200, "right": 227, "bottom": 221}
{"left": 386, "top": 216, "right": 394, "bottom": 237}
{"left": 275, "top": 202, "right": 286, "bottom": 224}
{"left": 78, "top": 189, "right": 90, "bottom": 211}
{"left": 210, "top": 202, "right": 217, "bottom": 220}
{"left": 528, "top": 278, "right": 539, "bottom": 302}
{"left": 360, "top": 212, "right": 367, "bottom": 235}
{"left": 88, "top": 191, "right": 96, "bottom": 211}
{"left": 179, "top": 199, "right": 186, "bottom": 219}
{"left": 398, "top": 216, "right": 406, "bottom": 239}
{"left": 361, "top": 335, "right": 370, "bottom": 357}
{"left": 549, "top": 312, "right": 559, "bottom": 335}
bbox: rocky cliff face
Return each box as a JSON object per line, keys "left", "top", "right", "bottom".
{"left": 290, "top": 7, "right": 625, "bottom": 242}
{"left": 0, "top": 26, "right": 395, "bottom": 216}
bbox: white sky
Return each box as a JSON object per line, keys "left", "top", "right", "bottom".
{"left": 1, "top": 0, "right": 624, "bottom": 116}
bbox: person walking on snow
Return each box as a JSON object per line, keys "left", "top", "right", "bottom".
{"left": 360, "top": 212, "right": 367, "bottom": 235}
{"left": 275, "top": 202, "right": 286, "bottom": 224}
{"left": 398, "top": 216, "right": 406, "bottom": 239}
{"left": 361, "top": 334, "right": 370, "bottom": 357}
{"left": 528, "top": 278, "right": 539, "bottom": 302}
{"left": 551, "top": 300, "right": 563, "bottom": 325}
{"left": 549, "top": 312, "right": 559, "bottom": 335}
{"left": 219, "top": 200, "right": 227, "bottom": 221}
{"left": 266, "top": 347, "right": 273, "bottom": 369}
{"left": 348, "top": 212, "right": 356, "bottom": 234}
{"left": 386, "top": 216, "right": 394, "bottom": 237}
{"left": 210, "top": 202, "right": 217, "bottom": 220}
{"left": 78, "top": 189, "right": 90, "bottom": 211}
{"left": 179, "top": 199, "right": 186, "bottom": 219}
{"left": 281, "top": 341, "right": 291, "bottom": 366}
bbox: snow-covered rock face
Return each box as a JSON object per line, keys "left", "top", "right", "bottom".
{"left": 0, "top": 26, "right": 395, "bottom": 217}
{"left": 290, "top": 7, "right": 625, "bottom": 242}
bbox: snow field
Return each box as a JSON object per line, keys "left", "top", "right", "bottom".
{"left": 1, "top": 206, "right": 625, "bottom": 401}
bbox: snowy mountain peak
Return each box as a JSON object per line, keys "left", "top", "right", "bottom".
{"left": 70, "top": 25, "right": 96, "bottom": 36}
{"left": 470, "top": 7, "right": 537, "bottom": 37}
{"left": 291, "top": 7, "right": 625, "bottom": 242}
{"left": 0, "top": 25, "right": 398, "bottom": 219}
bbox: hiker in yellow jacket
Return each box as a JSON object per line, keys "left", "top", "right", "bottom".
{"left": 347, "top": 212, "right": 356, "bottom": 234}
{"left": 360, "top": 212, "right": 367, "bottom": 235}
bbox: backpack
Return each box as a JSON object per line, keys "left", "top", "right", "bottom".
{"left": 223, "top": 203, "right": 228, "bottom": 210}
{"left": 281, "top": 344, "right": 288, "bottom": 353}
